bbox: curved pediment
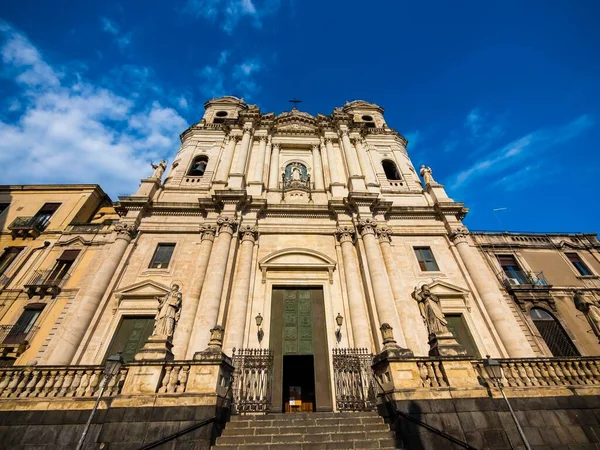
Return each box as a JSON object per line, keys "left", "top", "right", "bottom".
{"left": 342, "top": 100, "right": 384, "bottom": 113}
{"left": 259, "top": 248, "right": 336, "bottom": 283}
{"left": 274, "top": 108, "right": 318, "bottom": 133}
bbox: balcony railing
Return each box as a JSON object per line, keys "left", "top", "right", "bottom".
{"left": 497, "top": 269, "right": 549, "bottom": 289}
{"left": 0, "top": 325, "right": 39, "bottom": 356}
{"left": 23, "top": 269, "right": 70, "bottom": 298}
{"left": 7, "top": 216, "right": 49, "bottom": 238}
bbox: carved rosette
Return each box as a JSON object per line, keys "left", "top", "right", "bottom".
{"left": 199, "top": 224, "right": 216, "bottom": 242}
{"left": 377, "top": 226, "right": 392, "bottom": 244}
{"left": 239, "top": 225, "right": 258, "bottom": 243}
{"left": 357, "top": 218, "right": 378, "bottom": 237}
{"left": 114, "top": 223, "right": 136, "bottom": 239}
{"left": 449, "top": 226, "right": 470, "bottom": 244}
{"left": 335, "top": 225, "right": 356, "bottom": 244}
{"left": 216, "top": 216, "right": 238, "bottom": 236}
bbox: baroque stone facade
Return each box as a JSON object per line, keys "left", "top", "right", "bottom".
{"left": 1, "top": 96, "right": 599, "bottom": 449}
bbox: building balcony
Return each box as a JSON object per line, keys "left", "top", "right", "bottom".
{"left": 23, "top": 269, "right": 70, "bottom": 298}
{"left": 0, "top": 324, "right": 39, "bottom": 357}
{"left": 7, "top": 216, "right": 49, "bottom": 239}
{"left": 498, "top": 270, "right": 550, "bottom": 290}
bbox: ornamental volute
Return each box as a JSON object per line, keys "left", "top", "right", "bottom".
{"left": 216, "top": 215, "right": 238, "bottom": 235}
{"left": 335, "top": 225, "right": 356, "bottom": 244}
{"left": 239, "top": 225, "right": 258, "bottom": 243}
{"left": 357, "top": 217, "right": 378, "bottom": 237}
{"left": 199, "top": 224, "right": 216, "bottom": 242}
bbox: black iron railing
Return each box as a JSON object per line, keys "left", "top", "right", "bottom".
{"left": 497, "top": 270, "right": 549, "bottom": 288}
{"left": 332, "top": 348, "right": 376, "bottom": 411}
{"left": 24, "top": 269, "right": 70, "bottom": 297}
{"left": 0, "top": 324, "right": 39, "bottom": 346}
{"left": 8, "top": 216, "right": 49, "bottom": 233}
{"left": 232, "top": 348, "right": 273, "bottom": 413}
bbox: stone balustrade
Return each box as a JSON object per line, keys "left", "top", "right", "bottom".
{"left": 158, "top": 362, "right": 191, "bottom": 394}
{"left": 0, "top": 365, "right": 128, "bottom": 398}
{"left": 416, "top": 359, "right": 449, "bottom": 388}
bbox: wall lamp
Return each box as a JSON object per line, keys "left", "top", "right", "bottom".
{"left": 335, "top": 313, "right": 343, "bottom": 343}
{"left": 255, "top": 313, "right": 264, "bottom": 343}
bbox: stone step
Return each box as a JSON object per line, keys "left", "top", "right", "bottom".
{"left": 213, "top": 439, "right": 398, "bottom": 449}
{"left": 226, "top": 416, "right": 385, "bottom": 429}
{"left": 230, "top": 411, "right": 380, "bottom": 421}
{"left": 222, "top": 422, "right": 388, "bottom": 436}
{"left": 217, "top": 430, "right": 395, "bottom": 446}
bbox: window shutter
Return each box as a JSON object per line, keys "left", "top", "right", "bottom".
{"left": 57, "top": 249, "right": 80, "bottom": 262}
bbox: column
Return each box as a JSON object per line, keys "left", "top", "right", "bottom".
{"left": 268, "top": 143, "right": 280, "bottom": 189}
{"left": 187, "top": 216, "right": 237, "bottom": 357}
{"left": 325, "top": 138, "right": 343, "bottom": 185}
{"left": 357, "top": 218, "right": 408, "bottom": 350}
{"left": 353, "top": 138, "right": 377, "bottom": 185}
{"left": 378, "top": 227, "right": 426, "bottom": 354}
{"left": 262, "top": 137, "right": 272, "bottom": 186}
{"left": 336, "top": 226, "right": 371, "bottom": 349}
{"left": 214, "top": 135, "right": 238, "bottom": 182}
{"left": 451, "top": 228, "right": 534, "bottom": 357}
{"left": 340, "top": 129, "right": 362, "bottom": 177}
{"left": 233, "top": 126, "right": 253, "bottom": 175}
{"left": 319, "top": 138, "right": 331, "bottom": 187}
{"left": 174, "top": 224, "right": 215, "bottom": 358}
{"left": 311, "top": 144, "right": 325, "bottom": 190}
{"left": 52, "top": 223, "right": 135, "bottom": 364}
{"left": 223, "top": 225, "right": 258, "bottom": 354}
{"left": 252, "top": 136, "right": 268, "bottom": 183}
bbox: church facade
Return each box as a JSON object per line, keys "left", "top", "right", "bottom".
{"left": 1, "top": 96, "right": 600, "bottom": 449}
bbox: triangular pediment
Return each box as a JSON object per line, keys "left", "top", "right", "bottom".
{"left": 423, "top": 280, "right": 470, "bottom": 298}
{"left": 114, "top": 280, "right": 171, "bottom": 299}
{"left": 556, "top": 240, "right": 582, "bottom": 249}
{"left": 56, "top": 236, "right": 91, "bottom": 246}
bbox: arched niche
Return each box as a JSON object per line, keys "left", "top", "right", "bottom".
{"left": 258, "top": 248, "right": 336, "bottom": 284}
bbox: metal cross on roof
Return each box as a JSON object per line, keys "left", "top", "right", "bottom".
{"left": 288, "top": 98, "right": 302, "bottom": 109}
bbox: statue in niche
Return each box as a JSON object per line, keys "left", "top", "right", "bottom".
{"left": 153, "top": 284, "right": 182, "bottom": 338}
{"left": 574, "top": 291, "right": 600, "bottom": 341}
{"left": 413, "top": 285, "right": 449, "bottom": 335}
{"left": 419, "top": 164, "right": 435, "bottom": 185}
{"left": 151, "top": 159, "right": 167, "bottom": 180}
{"left": 283, "top": 162, "right": 309, "bottom": 189}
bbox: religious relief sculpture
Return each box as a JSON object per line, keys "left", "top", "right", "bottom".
{"left": 151, "top": 159, "right": 167, "bottom": 180}
{"left": 419, "top": 164, "right": 436, "bottom": 185}
{"left": 283, "top": 162, "right": 311, "bottom": 190}
{"left": 574, "top": 291, "right": 600, "bottom": 342}
{"left": 152, "top": 284, "right": 182, "bottom": 339}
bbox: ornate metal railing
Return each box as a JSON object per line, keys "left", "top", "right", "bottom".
{"left": 7, "top": 216, "right": 49, "bottom": 232}
{"left": 497, "top": 269, "right": 549, "bottom": 288}
{"left": 0, "top": 365, "right": 128, "bottom": 398}
{"left": 332, "top": 348, "right": 376, "bottom": 411}
{"left": 473, "top": 357, "right": 600, "bottom": 388}
{"left": 231, "top": 348, "right": 273, "bottom": 413}
{"left": 23, "top": 269, "right": 70, "bottom": 298}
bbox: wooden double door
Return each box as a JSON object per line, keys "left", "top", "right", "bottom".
{"left": 270, "top": 287, "right": 332, "bottom": 412}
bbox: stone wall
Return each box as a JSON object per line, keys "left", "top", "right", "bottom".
{"left": 0, "top": 404, "right": 226, "bottom": 449}
{"left": 383, "top": 396, "right": 600, "bottom": 449}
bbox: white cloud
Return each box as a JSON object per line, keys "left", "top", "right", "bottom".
{"left": 100, "top": 17, "right": 132, "bottom": 50}
{"left": 0, "top": 23, "right": 187, "bottom": 198}
{"left": 447, "top": 115, "right": 593, "bottom": 191}
{"left": 199, "top": 52, "right": 264, "bottom": 100}
{"left": 185, "top": 0, "right": 282, "bottom": 34}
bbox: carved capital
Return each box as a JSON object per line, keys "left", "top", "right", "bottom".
{"left": 449, "top": 226, "right": 469, "bottom": 244}
{"left": 199, "top": 224, "right": 216, "bottom": 242}
{"left": 335, "top": 225, "right": 356, "bottom": 244}
{"left": 311, "top": 143, "right": 319, "bottom": 152}
{"left": 325, "top": 138, "right": 334, "bottom": 145}
{"left": 114, "top": 223, "right": 136, "bottom": 239}
{"left": 339, "top": 129, "right": 350, "bottom": 138}
{"left": 216, "top": 215, "right": 238, "bottom": 235}
{"left": 257, "top": 135, "right": 267, "bottom": 142}
{"left": 377, "top": 226, "right": 392, "bottom": 243}
{"left": 357, "top": 218, "right": 378, "bottom": 237}
{"left": 227, "top": 134, "right": 241, "bottom": 143}
{"left": 239, "top": 225, "right": 258, "bottom": 243}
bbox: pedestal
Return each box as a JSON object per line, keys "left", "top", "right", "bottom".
{"left": 428, "top": 332, "right": 467, "bottom": 357}
{"left": 134, "top": 335, "right": 174, "bottom": 362}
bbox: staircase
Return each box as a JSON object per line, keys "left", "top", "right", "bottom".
{"left": 212, "top": 411, "right": 400, "bottom": 449}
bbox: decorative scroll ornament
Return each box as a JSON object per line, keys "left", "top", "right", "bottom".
{"left": 153, "top": 284, "right": 182, "bottom": 338}
{"left": 335, "top": 225, "right": 356, "bottom": 244}
{"left": 449, "top": 226, "right": 470, "bottom": 244}
{"left": 199, "top": 224, "right": 216, "bottom": 242}
{"left": 357, "top": 218, "right": 378, "bottom": 237}
{"left": 114, "top": 223, "right": 136, "bottom": 239}
{"left": 377, "top": 226, "right": 392, "bottom": 243}
{"left": 413, "top": 285, "right": 449, "bottom": 335}
{"left": 216, "top": 215, "right": 238, "bottom": 235}
{"left": 239, "top": 225, "right": 258, "bottom": 243}
{"left": 574, "top": 291, "right": 600, "bottom": 342}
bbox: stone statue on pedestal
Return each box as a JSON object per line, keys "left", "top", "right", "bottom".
{"left": 574, "top": 291, "right": 600, "bottom": 342}
{"left": 150, "top": 160, "right": 167, "bottom": 180}
{"left": 153, "top": 284, "right": 182, "bottom": 338}
{"left": 419, "top": 165, "right": 435, "bottom": 185}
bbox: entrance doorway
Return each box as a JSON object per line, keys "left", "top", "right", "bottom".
{"left": 283, "top": 355, "right": 315, "bottom": 412}
{"left": 270, "top": 287, "right": 332, "bottom": 413}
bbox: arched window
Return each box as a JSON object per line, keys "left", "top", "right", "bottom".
{"left": 188, "top": 155, "right": 208, "bottom": 176}
{"left": 530, "top": 308, "right": 579, "bottom": 356}
{"left": 382, "top": 160, "right": 402, "bottom": 180}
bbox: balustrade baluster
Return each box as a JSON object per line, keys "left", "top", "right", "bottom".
{"left": 13, "top": 370, "right": 30, "bottom": 397}
{"left": 538, "top": 362, "right": 550, "bottom": 385}
{"left": 434, "top": 361, "right": 448, "bottom": 387}
{"left": 159, "top": 366, "right": 173, "bottom": 393}
{"left": 59, "top": 370, "right": 73, "bottom": 397}
{"left": 177, "top": 366, "right": 189, "bottom": 393}
{"left": 523, "top": 364, "right": 538, "bottom": 386}
{"left": 32, "top": 369, "right": 48, "bottom": 397}
{"left": 86, "top": 370, "right": 100, "bottom": 397}
{"left": 69, "top": 370, "right": 82, "bottom": 397}
{"left": 0, "top": 371, "right": 12, "bottom": 396}
{"left": 574, "top": 361, "right": 591, "bottom": 385}
{"left": 49, "top": 370, "right": 65, "bottom": 397}
{"left": 42, "top": 370, "right": 58, "bottom": 397}
{"left": 586, "top": 360, "right": 600, "bottom": 384}
{"left": 531, "top": 363, "right": 545, "bottom": 386}
{"left": 516, "top": 363, "right": 531, "bottom": 386}
{"left": 21, "top": 369, "right": 39, "bottom": 397}
{"left": 1, "top": 371, "right": 20, "bottom": 397}
{"left": 167, "top": 366, "right": 179, "bottom": 393}
{"left": 507, "top": 363, "right": 521, "bottom": 387}
{"left": 426, "top": 362, "right": 439, "bottom": 387}
{"left": 76, "top": 371, "right": 90, "bottom": 397}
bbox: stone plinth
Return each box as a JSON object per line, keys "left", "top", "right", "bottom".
{"left": 121, "top": 363, "right": 164, "bottom": 394}
{"left": 187, "top": 350, "right": 234, "bottom": 396}
{"left": 428, "top": 332, "right": 468, "bottom": 357}
{"left": 134, "top": 335, "right": 174, "bottom": 362}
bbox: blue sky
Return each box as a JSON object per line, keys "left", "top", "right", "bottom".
{"left": 0, "top": 1, "right": 599, "bottom": 233}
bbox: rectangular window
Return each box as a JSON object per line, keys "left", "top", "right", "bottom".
{"left": 0, "top": 247, "right": 23, "bottom": 275}
{"left": 497, "top": 254, "right": 528, "bottom": 284}
{"left": 0, "top": 203, "right": 9, "bottom": 216}
{"left": 33, "top": 203, "right": 61, "bottom": 230}
{"left": 414, "top": 247, "right": 439, "bottom": 271}
{"left": 3, "top": 304, "right": 44, "bottom": 344}
{"left": 445, "top": 314, "right": 480, "bottom": 357}
{"left": 566, "top": 253, "right": 593, "bottom": 276}
{"left": 48, "top": 249, "right": 80, "bottom": 281}
{"left": 149, "top": 243, "right": 175, "bottom": 269}
{"left": 106, "top": 316, "right": 154, "bottom": 363}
